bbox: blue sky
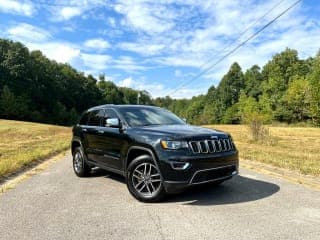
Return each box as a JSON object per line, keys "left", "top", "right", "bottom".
{"left": 0, "top": 0, "right": 319, "bottom": 98}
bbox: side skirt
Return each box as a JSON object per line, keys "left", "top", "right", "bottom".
{"left": 87, "top": 160, "right": 125, "bottom": 176}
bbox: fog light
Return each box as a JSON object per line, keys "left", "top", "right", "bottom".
{"left": 170, "top": 162, "right": 190, "bottom": 170}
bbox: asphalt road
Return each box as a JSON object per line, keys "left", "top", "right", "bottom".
{"left": 0, "top": 155, "right": 319, "bottom": 240}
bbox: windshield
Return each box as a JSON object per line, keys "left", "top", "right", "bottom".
{"left": 118, "top": 106, "right": 185, "bottom": 127}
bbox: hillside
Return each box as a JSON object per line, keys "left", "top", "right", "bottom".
{"left": 0, "top": 120, "right": 70, "bottom": 178}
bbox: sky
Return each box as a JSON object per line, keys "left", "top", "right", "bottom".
{"left": 0, "top": 0, "right": 319, "bottom": 99}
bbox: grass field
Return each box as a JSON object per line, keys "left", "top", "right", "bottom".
{"left": 0, "top": 120, "right": 71, "bottom": 178}
{"left": 0, "top": 120, "right": 319, "bottom": 179}
{"left": 205, "top": 125, "right": 320, "bottom": 177}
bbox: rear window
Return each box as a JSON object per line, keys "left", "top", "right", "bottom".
{"left": 87, "top": 110, "right": 104, "bottom": 126}
{"left": 79, "top": 112, "right": 89, "bottom": 125}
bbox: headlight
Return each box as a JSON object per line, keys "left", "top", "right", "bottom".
{"left": 160, "top": 140, "right": 188, "bottom": 150}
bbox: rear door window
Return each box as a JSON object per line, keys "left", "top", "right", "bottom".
{"left": 79, "top": 112, "right": 89, "bottom": 125}
{"left": 87, "top": 110, "right": 104, "bottom": 126}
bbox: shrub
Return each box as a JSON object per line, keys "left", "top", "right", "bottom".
{"left": 238, "top": 93, "right": 273, "bottom": 143}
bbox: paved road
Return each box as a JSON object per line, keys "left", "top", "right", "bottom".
{"left": 0, "top": 155, "right": 319, "bottom": 240}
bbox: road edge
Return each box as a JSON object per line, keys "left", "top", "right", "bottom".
{"left": 0, "top": 151, "right": 69, "bottom": 196}
{"left": 241, "top": 158, "right": 320, "bottom": 191}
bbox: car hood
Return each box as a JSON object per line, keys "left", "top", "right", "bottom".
{"left": 131, "top": 124, "right": 229, "bottom": 140}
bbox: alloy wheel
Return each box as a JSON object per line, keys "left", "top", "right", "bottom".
{"left": 131, "top": 162, "right": 162, "bottom": 198}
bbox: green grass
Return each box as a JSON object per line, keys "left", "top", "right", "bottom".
{"left": 0, "top": 120, "right": 71, "bottom": 178}
{"left": 204, "top": 125, "right": 320, "bottom": 176}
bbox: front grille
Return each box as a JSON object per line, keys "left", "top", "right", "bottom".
{"left": 190, "top": 165, "right": 236, "bottom": 184}
{"left": 189, "top": 137, "right": 234, "bottom": 154}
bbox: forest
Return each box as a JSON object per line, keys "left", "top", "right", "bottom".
{"left": 0, "top": 38, "right": 319, "bottom": 126}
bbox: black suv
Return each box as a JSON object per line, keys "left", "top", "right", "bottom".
{"left": 71, "top": 105, "right": 239, "bottom": 202}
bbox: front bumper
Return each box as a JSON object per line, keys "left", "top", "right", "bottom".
{"left": 158, "top": 150, "right": 239, "bottom": 193}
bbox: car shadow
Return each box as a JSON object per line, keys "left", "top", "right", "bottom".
{"left": 89, "top": 167, "right": 126, "bottom": 184}
{"left": 167, "top": 175, "right": 280, "bottom": 206}
{"left": 88, "top": 168, "right": 280, "bottom": 206}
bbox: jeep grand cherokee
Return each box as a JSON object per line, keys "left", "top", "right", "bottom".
{"left": 71, "top": 105, "right": 239, "bottom": 202}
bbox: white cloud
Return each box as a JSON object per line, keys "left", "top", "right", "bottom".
{"left": 118, "top": 77, "right": 165, "bottom": 97}
{"left": 81, "top": 53, "right": 111, "bottom": 70}
{"left": 49, "top": 0, "right": 106, "bottom": 22}
{"left": 170, "top": 87, "right": 208, "bottom": 99}
{"left": 7, "top": 23, "right": 51, "bottom": 42}
{"left": 111, "top": 56, "right": 147, "bottom": 72}
{"left": 5, "top": 23, "right": 81, "bottom": 64}
{"left": 84, "top": 38, "right": 110, "bottom": 50}
{"left": 28, "top": 42, "right": 81, "bottom": 63}
{"left": 58, "top": 6, "right": 82, "bottom": 21}
{"left": 118, "top": 77, "right": 135, "bottom": 88}
{"left": 114, "top": 1, "right": 174, "bottom": 34}
{"left": 118, "top": 42, "right": 165, "bottom": 56}
{"left": 117, "top": 76, "right": 206, "bottom": 99}
{"left": 0, "top": 0, "right": 35, "bottom": 16}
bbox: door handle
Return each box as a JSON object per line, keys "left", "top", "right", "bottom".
{"left": 97, "top": 130, "right": 104, "bottom": 134}
{"left": 83, "top": 128, "right": 88, "bottom": 132}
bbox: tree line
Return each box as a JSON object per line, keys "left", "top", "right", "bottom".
{"left": 0, "top": 39, "right": 152, "bottom": 125}
{"left": 0, "top": 38, "right": 319, "bottom": 126}
{"left": 155, "top": 48, "right": 320, "bottom": 126}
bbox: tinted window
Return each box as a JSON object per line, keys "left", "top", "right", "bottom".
{"left": 79, "top": 112, "right": 89, "bottom": 125}
{"left": 87, "top": 110, "right": 104, "bottom": 126}
{"left": 118, "top": 107, "right": 185, "bottom": 127}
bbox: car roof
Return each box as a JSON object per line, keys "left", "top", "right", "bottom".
{"left": 87, "top": 104, "right": 160, "bottom": 112}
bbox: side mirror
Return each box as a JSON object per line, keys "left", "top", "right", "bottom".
{"left": 182, "top": 118, "right": 187, "bottom": 123}
{"left": 105, "top": 118, "right": 120, "bottom": 128}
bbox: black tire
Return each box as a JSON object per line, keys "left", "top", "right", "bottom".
{"left": 126, "top": 155, "right": 166, "bottom": 203}
{"left": 72, "top": 147, "right": 91, "bottom": 177}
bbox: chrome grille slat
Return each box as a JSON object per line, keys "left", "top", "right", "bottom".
{"left": 218, "top": 140, "right": 222, "bottom": 152}
{"left": 189, "top": 137, "right": 234, "bottom": 154}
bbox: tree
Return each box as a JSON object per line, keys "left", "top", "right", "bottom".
{"left": 98, "top": 80, "right": 124, "bottom": 104}
{"left": 261, "top": 48, "right": 309, "bottom": 121}
{"left": 216, "top": 62, "right": 245, "bottom": 111}
{"left": 0, "top": 85, "right": 17, "bottom": 118}
{"left": 308, "top": 56, "right": 320, "bottom": 125}
{"left": 0, "top": 85, "right": 29, "bottom": 119}
{"left": 284, "top": 77, "right": 310, "bottom": 122}
{"left": 244, "top": 65, "right": 263, "bottom": 100}
{"left": 185, "top": 95, "right": 205, "bottom": 124}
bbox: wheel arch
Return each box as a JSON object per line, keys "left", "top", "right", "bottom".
{"left": 71, "top": 139, "right": 83, "bottom": 155}
{"left": 125, "top": 146, "right": 159, "bottom": 171}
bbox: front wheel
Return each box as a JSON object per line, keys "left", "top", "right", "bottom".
{"left": 127, "top": 155, "right": 165, "bottom": 202}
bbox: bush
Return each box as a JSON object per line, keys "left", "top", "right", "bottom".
{"left": 238, "top": 93, "right": 273, "bottom": 143}
{"left": 247, "top": 116, "right": 269, "bottom": 142}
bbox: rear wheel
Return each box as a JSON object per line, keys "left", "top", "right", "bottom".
{"left": 127, "top": 155, "right": 165, "bottom": 202}
{"left": 73, "top": 147, "right": 91, "bottom": 177}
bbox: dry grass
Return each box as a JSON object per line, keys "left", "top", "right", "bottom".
{"left": 0, "top": 120, "right": 71, "bottom": 178}
{"left": 204, "top": 125, "right": 320, "bottom": 177}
